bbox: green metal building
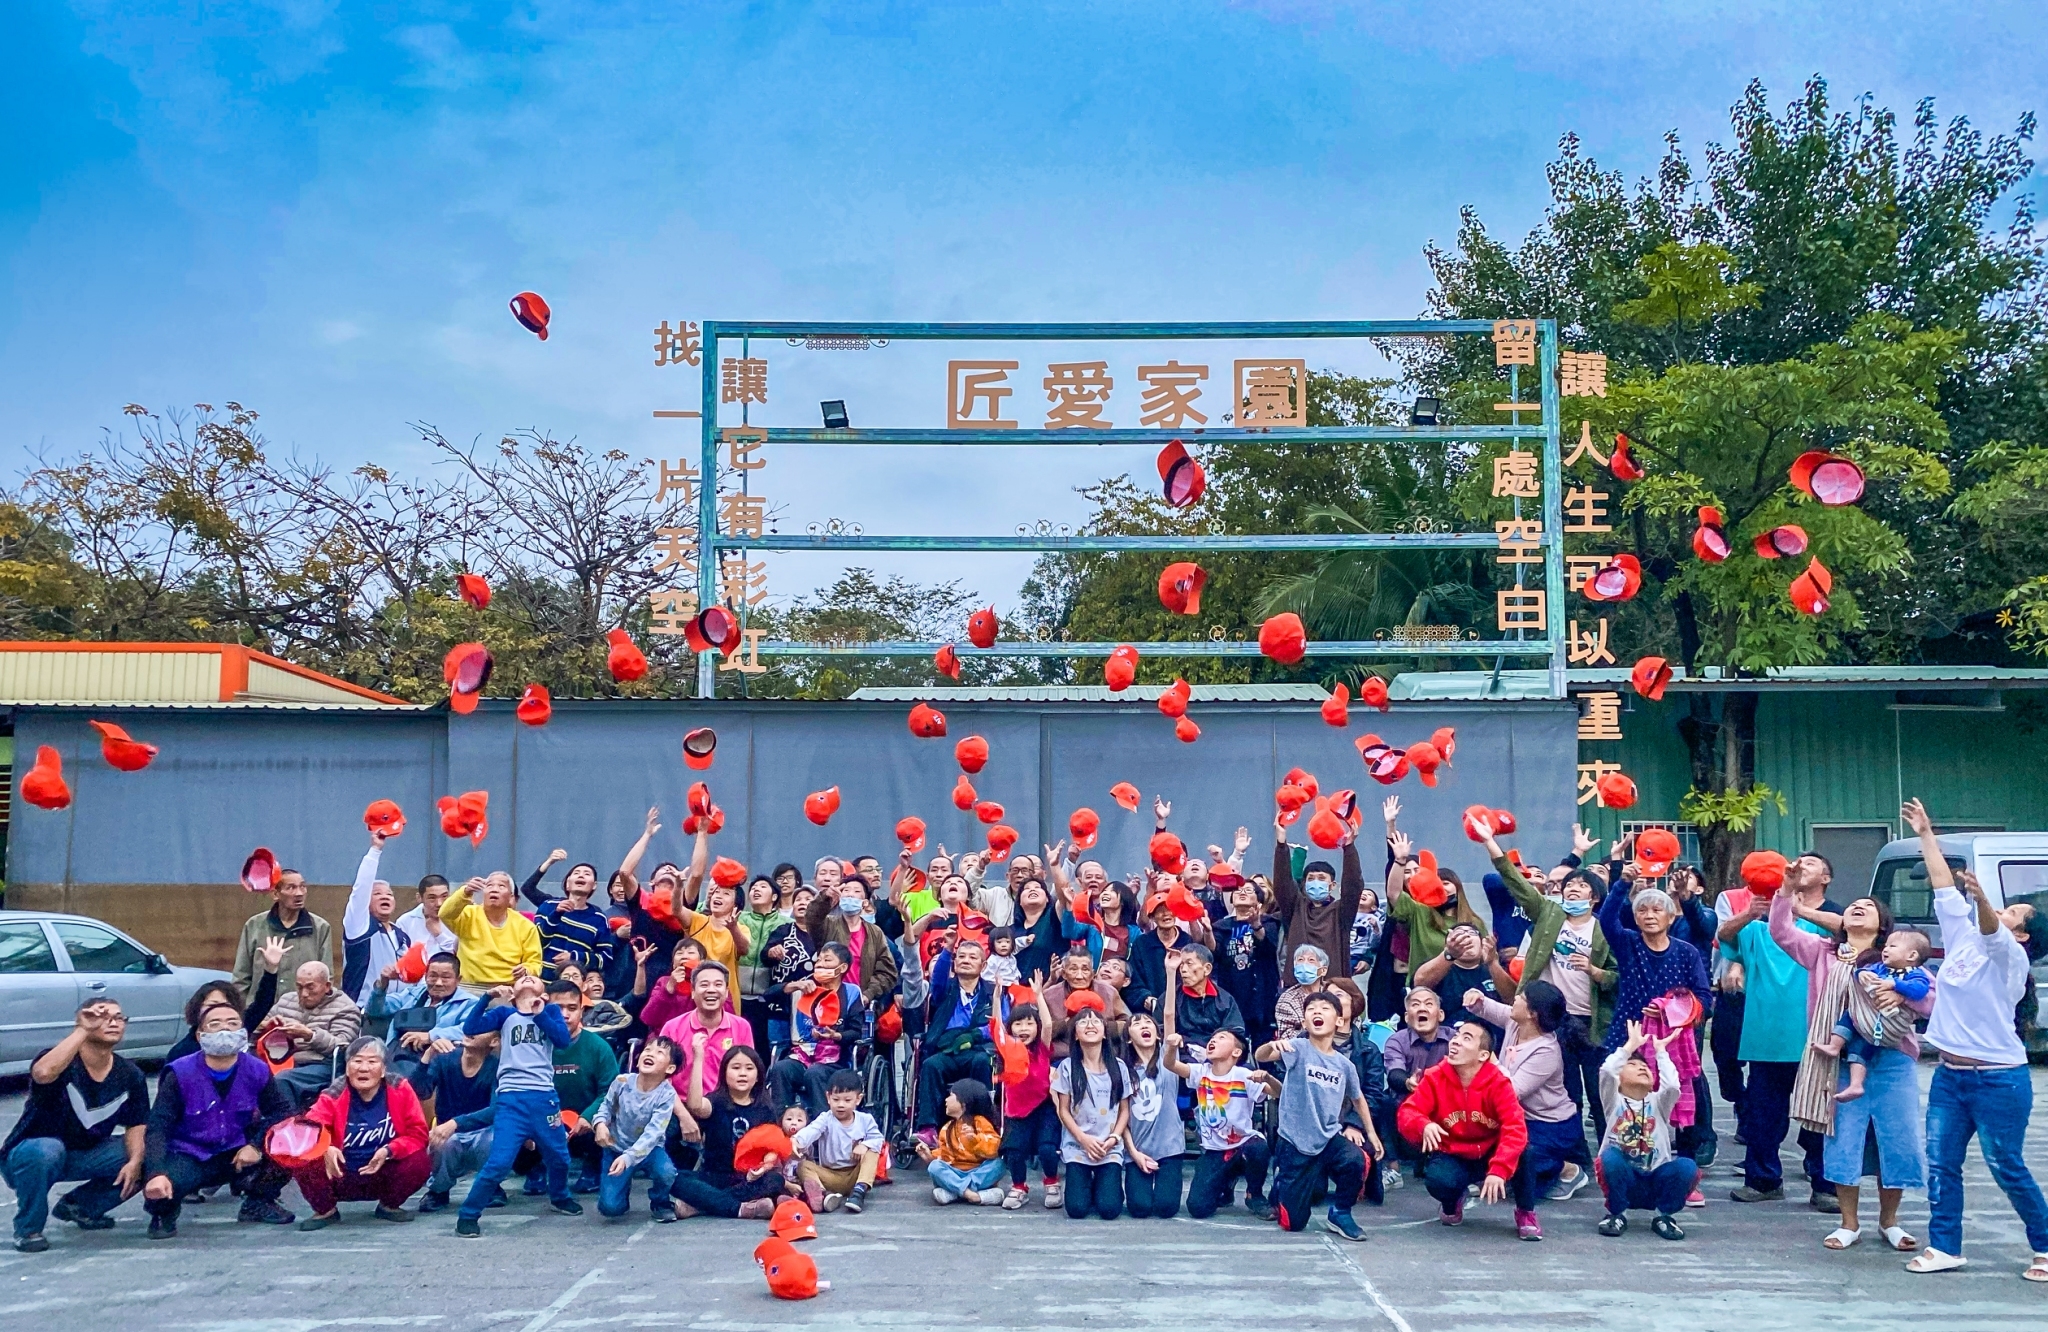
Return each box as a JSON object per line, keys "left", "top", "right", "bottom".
{"left": 1392, "top": 666, "right": 2048, "bottom": 893}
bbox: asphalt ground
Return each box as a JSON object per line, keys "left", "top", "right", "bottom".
{"left": 3, "top": 1062, "right": 2045, "bottom": 1332}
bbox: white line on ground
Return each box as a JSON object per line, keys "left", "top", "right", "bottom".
{"left": 517, "top": 1265, "right": 609, "bottom": 1332}
{"left": 1320, "top": 1233, "right": 1417, "bottom": 1332}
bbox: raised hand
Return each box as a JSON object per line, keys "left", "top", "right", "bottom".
{"left": 1571, "top": 824, "right": 1597, "bottom": 857}
{"left": 1624, "top": 1019, "right": 1647, "bottom": 1052}
{"left": 1389, "top": 830, "right": 1414, "bottom": 862}
{"left": 1234, "top": 826, "right": 1252, "bottom": 855}
{"left": 1382, "top": 795, "right": 1401, "bottom": 825}
{"left": 1153, "top": 795, "right": 1171, "bottom": 824}
{"left": 1901, "top": 799, "right": 1932, "bottom": 836}
{"left": 259, "top": 937, "right": 287, "bottom": 975}
{"left": 644, "top": 806, "right": 662, "bottom": 837}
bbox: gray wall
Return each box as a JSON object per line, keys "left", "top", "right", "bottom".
{"left": 8, "top": 697, "right": 1582, "bottom": 898}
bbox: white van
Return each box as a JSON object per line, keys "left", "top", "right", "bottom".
{"left": 1865, "top": 832, "right": 2048, "bottom": 1053}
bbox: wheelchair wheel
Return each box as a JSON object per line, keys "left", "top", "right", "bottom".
{"left": 863, "top": 1046, "right": 896, "bottom": 1146}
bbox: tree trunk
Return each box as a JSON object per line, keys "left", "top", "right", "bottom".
{"left": 1675, "top": 689, "right": 1759, "bottom": 895}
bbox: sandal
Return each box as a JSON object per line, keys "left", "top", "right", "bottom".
{"left": 2023, "top": 1254, "right": 2048, "bottom": 1283}
{"left": 1881, "top": 1226, "right": 1918, "bottom": 1252}
{"left": 1906, "top": 1248, "right": 1966, "bottom": 1274}
{"left": 1822, "top": 1227, "right": 1861, "bottom": 1250}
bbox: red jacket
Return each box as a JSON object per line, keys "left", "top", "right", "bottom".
{"left": 304, "top": 1077, "right": 431, "bottom": 1161}
{"left": 1396, "top": 1059, "right": 1528, "bottom": 1180}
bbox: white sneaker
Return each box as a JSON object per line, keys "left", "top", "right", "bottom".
{"left": 1043, "top": 1182, "right": 1065, "bottom": 1210}
{"left": 970, "top": 1188, "right": 1004, "bottom": 1206}
{"left": 822, "top": 1192, "right": 846, "bottom": 1213}
{"left": 1381, "top": 1165, "right": 1405, "bottom": 1191}
{"left": 1001, "top": 1187, "right": 1027, "bottom": 1210}
{"left": 931, "top": 1187, "right": 957, "bottom": 1206}
{"left": 1547, "top": 1169, "right": 1589, "bottom": 1202}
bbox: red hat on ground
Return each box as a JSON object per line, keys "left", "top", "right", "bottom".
{"left": 711, "top": 857, "right": 748, "bottom": 890}
{"left": 1110, "top": 781, "right": 1140, "bottom": 812}
{"left": 1157, "top": 439, "right": 1206, "bottom": 508}
{"left": 1157, "top": 563, "right": 1206, "bottom": 616}
{"left": 682, "top": 727, "right": 717, "bottom": 769}
{"left": 1104, "top": 648, "right": 1136, "bottom": 692}
{"left": 1175, "top": 715, "right": 1200, "bottom": 743}
{"left": 952, "top": 774, "right": 978, "bottom": 810}
{"left": 1360, "top": 676, "right": 1390, "bottom": 711}
{"left": 509, "top": 291, "right": 551, "bottom": 340}
{"left": 1791, "top": 450, "right": 1866, "bottom": 506}
{"left": 985, "top": 825, "right": 1018, "bottom": 861}
{"left": 1258, "top": 613, "right": 1308, "bottom": 666}
{"left": 1149, "top": 831, "right": 1187, "bottom": 874}
{"left": 1741, "top": 849, "right": 1788, "bottom": 892}
{"left": 87, "top": 719, "right": 157, "bottom": 771}
{"left": 967, "top": 607, "right": 999, "bottom": 649}
{"left": 1068, "top": 807, "right": 1100, "bottom": 850}
{"left": 455, "top": 572, "right": 491, "bottom": 610}
{"left": 956, "top": 736, "right": 989, "bottom": 774}
{"left": 804, "top": 789, "right": 839, "bottom": 826}
{"left": 1789, "top": 557, "right": 1833, "bottom": 615}
{"left": 1754, "top": 524, "right": 1808, "bottom": 559}
{"left": 1631, "top": 656, "right": 1673, "bottom": 701}
{"left": 1583, "top": 554, "right": 1643, "bottom": 603}
{"left": 1157, "top": 678, "right": 1190, "bottom": 719}
{"left": 1321, "top": 683, "right": 1350, "bottom": 728}
{"left": 907, "top": 702, "right": 947, "bottom": 738}
{"left": 606, "top": 628, "right": 647, "bottom": 682}
{"left": 975, "top": 800, "right": 1005, "bottom": 825}
{"left": 19, "top": 746, "right": 70, "bottom": 811}
{"left": 1693, "top": 506, "right": 1730, "bottom": 562}
{"left": 443, "top": 642, "right": 494, "bottom": 714}
{"left": 768, "top": 1197, "right": 818, "bottom": 1241}
{"left": 240, "top": 846, "right": 278, "bottom": 893}
{"left": 1595, "top": 772, "right": 1638, "bottom": 810}
{"left": 754, "top": 1236, "right": 796, "bottom": 1268}
{"left": 437, "top": 791, "right": 489, "bottom": 846}
{"left": 364, "top": 799, "right": 406, "bottom": 838}
{"left": 896, "top": 816, "right": 927, "bottom": 852}
{"left": 934, "top": 643, "right": 962, "bottom": 680}
{"left": 515, "top": 683, "right": 552, "bottom": 726}
{"left": 1610, "top": 432, "right": 1645, "bottom": 482}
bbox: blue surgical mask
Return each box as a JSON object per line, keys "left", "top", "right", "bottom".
{"left": 838, "top": 897, "right": 863, "bottom": 916}
{"left": 1304, "top": 878, "right": 1334, "bottom": 902}
{"left": 1293, "top": 963, "right": 1321, "bottom": 985}
{"left": 1562, "top": 899, "right": 1591, "bottom": 917}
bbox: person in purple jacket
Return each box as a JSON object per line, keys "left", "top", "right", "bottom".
{"left": 140, "top": 993, "right": 296, "bottom": 1238}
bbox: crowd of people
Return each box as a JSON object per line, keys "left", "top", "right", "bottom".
{"left": 5, "top": 793, "right": 2045, "bottom": 1284}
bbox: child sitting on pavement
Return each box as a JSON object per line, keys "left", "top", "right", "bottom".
{"left": 791, "top": 1069, "right": 885, "bottom": 1214}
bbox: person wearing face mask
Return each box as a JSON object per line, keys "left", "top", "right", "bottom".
{"left": 1480, "top": 823, "right": 1615, "bottom": 1192}
{"left": 803, "top": 874, "right": 899, "bottom": 1006}
{"left": 1272, "top": 806, "right": 1366, "bottom": 989}
{"left": 1275, "top": 944, "right": 1333, "bottom": 1039}
{"left": 520, "top": 849, "right": 617, "bottom": 983}
{"left": 140, "top": 994, "right": 297, "bottom": 1236}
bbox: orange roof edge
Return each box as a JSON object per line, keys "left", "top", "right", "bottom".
{"left": 0, "top": 640, "right": 410, "bottom": 706}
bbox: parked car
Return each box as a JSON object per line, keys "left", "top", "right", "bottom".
{"left": 0, "top": 910, "right": 229, "bottom": 1074}
{"left": 1865, "top": 832, "right": 2048, "bottom": 1054}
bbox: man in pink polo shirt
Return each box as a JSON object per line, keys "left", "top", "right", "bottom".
{"left": 659, "top": 961, "right": 753, "bottom": 1104}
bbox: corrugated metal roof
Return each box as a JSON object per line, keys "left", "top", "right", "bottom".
{"left": 6, "top": 699, "right": 427, "bottom": 712}
{"left": 1388, "top": 665, "right": 2048, "bottom": 701}
{"left": 0, "top": 641, "right": 410, "bottom": 707}
{"left": 848, "top": 684, "right": 1332, "bottom": 703}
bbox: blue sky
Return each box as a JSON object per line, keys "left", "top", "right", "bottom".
{"left": 7, "top": 1, "right": 2045, "bottom": 610}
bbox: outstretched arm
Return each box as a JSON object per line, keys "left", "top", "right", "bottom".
{"left": 615, "top": 807, "right": 660, "bottom": 897}
{"left": 681, "top": 826, "right": 711, "bottom": 910}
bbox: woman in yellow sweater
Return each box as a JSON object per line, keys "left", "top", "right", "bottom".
{"left": 918, "top": 1078, "right": 1005, "bottom": 1205}
{"left": 439, "top": 872, "right": 543, "bottom": 992}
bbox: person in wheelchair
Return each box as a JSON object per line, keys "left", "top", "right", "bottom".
{"left": 913, "top": 934, "right": 1004, "bottom": 1147}
{"left": 769, "top": 944, "right": 864, "bottom": 1117}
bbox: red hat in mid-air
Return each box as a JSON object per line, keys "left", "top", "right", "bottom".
{"left": 510, "top": 291, "right": 551, "bottom": 340}
{"left": 1157, "top": 439, "right": 1206, "bottom": 508}
{"left": 606, "top": 628, "right": 647, "bottom": 682}
{"left": 1157, "top": 563, "right": 1206, "bottom": 616}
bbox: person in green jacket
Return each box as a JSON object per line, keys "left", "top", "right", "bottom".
{"left": 1477, "top": 822, "right": 1617, "bottom": 1196}
{"left": 1384, "top": 797, "right": 1483, "bottom": 971}
{"left": 736, "top": 875, "right": 791, "bottom": 1054}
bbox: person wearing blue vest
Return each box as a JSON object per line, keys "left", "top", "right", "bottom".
{"left": 453, "top": 972, "right": 584, "bottom": 1236}
{"left": 342, "top": 831, "right": 412, "bottom": 1007}
{"left": 140, "top": 993, "right": 296, "bottom": 1238}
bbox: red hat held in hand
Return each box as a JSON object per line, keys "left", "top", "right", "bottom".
{"left": 515, "top": 683, "right": 552, "bottom": 726}
{"left": 1149, "top": 831, "right": 1187, "bottom": 875}
{"left": 1068, "top": 807, "right": 1100, "bottom": 850}
{"left": 1157, "top": 439, "right": 1206, "bottom": 508}
{"left": 682, "top": 727, "right": 717, "bottom": 770}
{"left": 88, "top": 720, "right": 157, "bottom": 771}
{"left": 1110, "top": 781, "right": 1140, "bottom": 812}
{"left": 364, "top": 799, "right": 407, "bottom": 838}
{"left": 1637, "top": 827, "right": 1682, "bottom": 876}
{"left": 1307, "top": 805, "right": 1346, "bottom": 850}
{"left": 896, "top": 816, "right": 927, "bottom": 853}
{"left": 1595, "top": 771, "right": 1638, "bottom": 810}
{"left": 733, "top": 1125, "right": 794, "bottom": 1176}
{"left": 1321, "top": 683, "right": 1349, "bottom": 728}
{"left": 1741, "top": 849, "right": 1788, "bottom": 892}
{"left": 455, "top": 572, "right": 491, "bottom": 610}
{"left": 1275, "top": 783, "right": 1310, "bottom": 826}
{"left": 1407, "top": 850, "right": 1448, "bottom": 907}
{"left": 606, "top": 628, "right": 647, "bottom": 682}
{"left": 952, "top": 774, "right": 978, "bottom": 810}
{"left": 1630, "top": 656, "right": 1673, "bottom": 701}
{"left": 956, "top": 736, "right": 989, "bottom": 774}
{"left": 1258, "top": 613, "right": 1307, "bottom": 666}
{"left": 1359, "top": 675, "right": 1390, "bottom": 711}
{"left": 1157, "top": 563, "right": 1206, "bottom": 616}
{"left": 443, "top": 642, "right": 494, "bottom": 715}
{"left": 1692, "top": 506, "right": 1730, "bottom": 563}
{"left": 1790, "top": 450, "right": 1865, "bottom": 506}
{"left": 1463, "top": 805, "right": 1499, "bottom": 841}
{"left": 967, "top": 607, "right": 999, "bottom": 649}
{"left": 934, "top": 643, "right": 961, "bottom": 680}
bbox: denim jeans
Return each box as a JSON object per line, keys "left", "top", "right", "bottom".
{"left": 1062, "top": 1160, "right": 1124, "bottom": 1219}
{"left": 927, "top": 1157, "right": 1006, "bottom": 1196}
{"left": 2, "top": 1137, "right": 130, "bottom": 1238}
{"left": 598, "top": 1148, "right": 678, "bottom": 1217}
{"left": 1926, "top": 1063, "right": 2048, "bottom": 1257}
{"left": 1597, "top": 1145, "right": 1699, "bottom": 1217}
{"left": 427, "top": 1127, "right": 495, "bottom": 1196}
{"left": 461, "top": 1090, "right": 569, "bottom": 1221}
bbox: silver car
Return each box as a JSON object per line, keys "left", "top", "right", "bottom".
{"left": 0, "top": 910, "right": 231, "bottom": 1074}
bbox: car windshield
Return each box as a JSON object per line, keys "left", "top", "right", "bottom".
{"left": 1869, "top": 855, "right": 1964, "bottom": 926}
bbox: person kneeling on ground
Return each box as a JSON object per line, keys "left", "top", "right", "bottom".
{"left": 793, "top": 1069, "right": 885, "bottom": 1214}
{"left": 592, "top": 1036, "right": 683, "bottom": 1221}
{"left": 1255, "top": 990, "right": 1381, "bottom": 1240}
{"left": 2, "top": 999, "right": 149, "bottom": 1253}
{"left": 920, "top": 1078, "right": 1005, "bottom": 1205}
{"left": 294, "top": 1036, "right": 432, "bottom": 1229}
{"left": 1398, "top": 1019, "right": 1528, "bottom": 1230}
{"left": 1595, "top": 1020, "right": 1695, "bottom": 1240}
{"left": 1171, "top": 1022, "right": 1275, "bottom": 1220}
{"left": 141, "top": 994, "right": 297, "bottom": 1237}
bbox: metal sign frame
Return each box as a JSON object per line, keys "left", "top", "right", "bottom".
{"left": 695, "top": 319, "right": 1564, "bottom": 698}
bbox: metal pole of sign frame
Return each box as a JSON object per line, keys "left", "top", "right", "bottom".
{"left": 693, "top": 319, "right": 1570, "bottom": 700}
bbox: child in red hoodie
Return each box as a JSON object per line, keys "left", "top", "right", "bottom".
{"left": 1397, "top": 1020, "right": 1528, "bottom": 1229}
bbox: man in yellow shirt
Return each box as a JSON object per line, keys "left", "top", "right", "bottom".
{"left": 440, "top": 871, "right": 543, "bottom": 994}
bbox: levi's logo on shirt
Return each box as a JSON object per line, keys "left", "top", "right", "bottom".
{"left": 1304, "top": 1064, "right": 1343, "bottom": 1091}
